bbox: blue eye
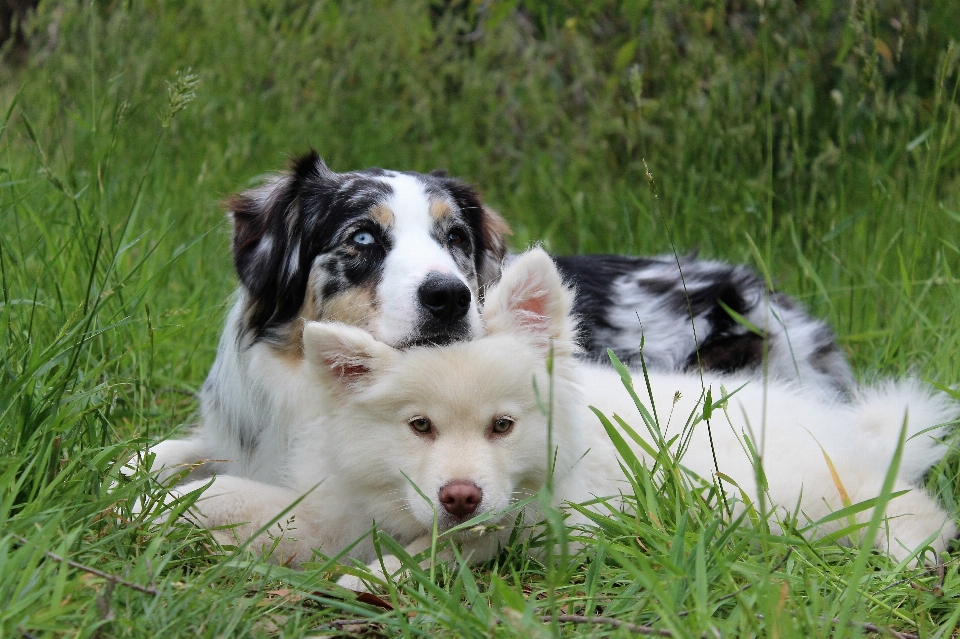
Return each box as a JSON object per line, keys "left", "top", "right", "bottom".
{"left": 351, "top": 231, "right": 376, "bottom": 246}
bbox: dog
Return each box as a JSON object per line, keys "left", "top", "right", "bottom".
{"left": 140, "top": 152, "right": 854, "bottom": 487}
{"left": 167, "top": 249, "right": 956, "bottom": 588}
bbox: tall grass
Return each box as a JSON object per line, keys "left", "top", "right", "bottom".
{"left": 1, "top": 0, "right": 959, "bottom": 636}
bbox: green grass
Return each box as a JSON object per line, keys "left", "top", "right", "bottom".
{"left": 2, "top": 0, "right": 960, "bottom": 636}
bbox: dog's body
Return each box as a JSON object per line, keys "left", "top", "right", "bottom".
{"left": 554, "top": 254, "right": 852, "bottom": 393}
{"left": 171, "top": 250, "right": 956, "bottom": 583}
{"left": 144, "top": 152, "right": 853, "bottom": 486}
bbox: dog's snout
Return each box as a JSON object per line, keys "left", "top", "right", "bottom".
{"left": 438, "top": 480, "right": 482, "bottom": 520}
{"left": 418, "top": 274, "right": 471, "bottom": 324}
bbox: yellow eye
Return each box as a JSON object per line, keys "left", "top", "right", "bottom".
{"left": 409, "top": 416, "right": 432, "bottom": 434}
{"left": 492, "top": 416, "right": 514, "bottom": 435}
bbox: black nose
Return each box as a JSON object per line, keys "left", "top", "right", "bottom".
{"left": 417, "top": 273, "right": 472, "bottom": 324}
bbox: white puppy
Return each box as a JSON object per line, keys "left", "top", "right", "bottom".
{"left": 169, "top": 249, "right": 957, "bottom": 586}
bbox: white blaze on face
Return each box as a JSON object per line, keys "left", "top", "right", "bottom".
{"left": 373, "top": 173, "right": 481, "bottom": 345}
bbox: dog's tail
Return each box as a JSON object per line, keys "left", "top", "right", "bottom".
{"left": 852, "top": 380, "right": 958, "bottom": 485}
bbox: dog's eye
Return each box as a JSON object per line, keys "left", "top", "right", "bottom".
{"left": 446, "top": 229, "right": 466, "bottom": 247}
{"left": 408, "top": 416, "right": 433, "bottom": 434}
{"left": 351, "top": 230, "right": 377, "bottom": 246}
{"left": 491, "top": 416, "right": 514, "bottom": 435}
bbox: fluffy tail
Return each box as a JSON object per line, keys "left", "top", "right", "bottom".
{"left": 852, "top": 380, "right": 958, "bottom": 485}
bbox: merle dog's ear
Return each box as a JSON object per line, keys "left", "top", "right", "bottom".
{"left": 227, "top": 151, "right": 334, "bottom": 337}
{"left": 483, "top": 248, "right": 576, "bottom": 351}
{"left": 227, "top": 174, "right": 296, "bottom": 296}
{"left": 303, "top": 321, "right": 396, "bottom": 391}
{"left": 441, "top": 179, "right": 511, "bottom": 290}
{"left": 477, "top": 205, "right": 511, "bottom": 289}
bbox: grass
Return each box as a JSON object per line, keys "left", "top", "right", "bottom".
{"left": 1, "top": 0, "right": 960, "bottom": 636}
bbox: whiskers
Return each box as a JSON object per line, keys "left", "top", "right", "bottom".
{"left": 374, "top": 491, "right": 422, "bottom": 532}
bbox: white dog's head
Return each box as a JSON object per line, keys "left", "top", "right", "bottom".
{"left": 302, "top": 248, "right": 582, "bottom": 540}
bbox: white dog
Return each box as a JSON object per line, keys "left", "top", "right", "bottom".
{"left": 168, "top": 249, "right": 956, "bottom": 586}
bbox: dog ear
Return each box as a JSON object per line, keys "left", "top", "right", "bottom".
{"left": 482, "top": 248, "right": 576, "bottom": 350}
{"left": 227, "top": 151, "right": 336, "bottom": 339}
{"left": 477, "top": 205, "right": 511, "bottom": 291}
{"left": 302, "top": 321, "right": 396, "bottom": 390}
{"left": 440, "top": 179, "right": 511, "bottom": 292}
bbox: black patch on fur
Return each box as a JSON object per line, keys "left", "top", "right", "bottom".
{"left": 676, "top": 263, "right": 771, "bottom": 373}
{"left": 557, "top": 253, "right": 778, "bottom": 375}
{"left": 230, "top": 150, "right": 394, "bottom": 343}
{"left": 648, "top": 261, "right": 760, "bottom": 322}
{"left": 689, "top": 332, "right": 765, "bottom": 373}
{"left": 553, "top": 254, "right": 658, "bottom": 355}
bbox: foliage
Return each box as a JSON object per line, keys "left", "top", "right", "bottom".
{"left": 1, "top": 0, "right": 959, "bottom": 636}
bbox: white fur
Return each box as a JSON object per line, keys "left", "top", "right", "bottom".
{"left": 168, "top": 250, "right": 957, "bottom": 588}
{"left": 373, "top": 174, "right": 481, "bottom": 345}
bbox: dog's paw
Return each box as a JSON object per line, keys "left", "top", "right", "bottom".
{"left": 336, "top": 572, "right": 371, "bottom": 593}
{"left": 336, "top": 554, "right": 406, "bottom": 593}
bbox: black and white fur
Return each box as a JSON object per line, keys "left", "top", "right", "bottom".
{"left": 138, "top": 152, "right": 854, "bottom": 486}
{"left": 555, "top": 254, "right": 853, "bottom": 395}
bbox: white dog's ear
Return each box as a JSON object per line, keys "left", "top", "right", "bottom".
{"left": 302, "top": 322, "right": 395, "bottom": 391}
{"left": 483, "top": 248, "right": 576, "bottom": 350}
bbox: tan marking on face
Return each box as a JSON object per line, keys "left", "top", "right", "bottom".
{"left": 369, "top": 204, "right": 395, "bottom": 228}
{"left": 264, "top": 320, "right": 307, "bottom": 363}
{"left": 318, "top": 286, "right": 377, "bottom": 330}
{"left": 430, "top": 200, "right": 453, "bottom": 221}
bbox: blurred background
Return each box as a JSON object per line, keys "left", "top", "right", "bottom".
{"left": 1, "top": 0, "right": 959, "bottom": 438}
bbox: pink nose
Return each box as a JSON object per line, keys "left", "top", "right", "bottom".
{"left": 438, "top": 481, "right": 482, "bottom": 520}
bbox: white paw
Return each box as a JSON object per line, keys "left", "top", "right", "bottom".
{"left": 336, "top": 554, "right": 405, "bottom": 593}
{"left": 336, "top": 572, "right": 371, "bottom": 593}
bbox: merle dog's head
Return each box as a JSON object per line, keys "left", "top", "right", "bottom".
{"left": 227, "top": 151, "right": 510, "bottom": 352}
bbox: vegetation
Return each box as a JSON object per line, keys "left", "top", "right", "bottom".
{"left": 1, "top": 0, "right": 959, "bottom": 636}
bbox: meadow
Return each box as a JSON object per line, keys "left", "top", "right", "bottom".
{"left": 1, "top": 0, "right": 960, "bottom": 636}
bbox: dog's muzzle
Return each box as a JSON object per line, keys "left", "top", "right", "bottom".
{"left": 418, "top": 273, "right": 472, "bottom": 325}
{"left": 407, "top": 272, "right": 475, "bottom": 347}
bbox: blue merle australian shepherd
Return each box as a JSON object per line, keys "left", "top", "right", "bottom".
{"left": 143, "top": 151, "right": 854, "bottom": 486}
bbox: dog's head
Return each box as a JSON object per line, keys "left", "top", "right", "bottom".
{"left": 228, "top": 151, "right": 511, "bottom": 351}
{"left": 302, "top": 249, "right": 582, "bottom": 540}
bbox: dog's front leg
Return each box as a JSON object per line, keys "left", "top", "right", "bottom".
{"left": 171, "top": 476, "right": 318, "bottom": 566}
